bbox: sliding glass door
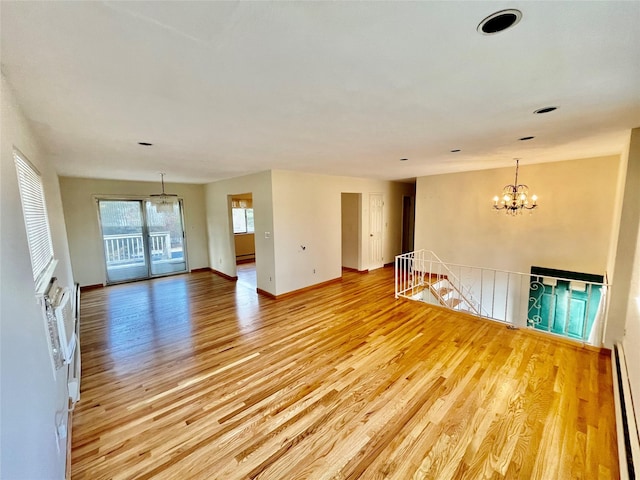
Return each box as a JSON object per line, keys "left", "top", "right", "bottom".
{"left": 99, "top": 200, "right": 148, "bottom": 283}
{"left": 145, "top": 201, "right": 187, "bottom": 276}
{"left": 98, "top": 199, "right": 187, "bottom": 284}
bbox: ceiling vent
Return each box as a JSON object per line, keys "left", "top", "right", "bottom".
{"left": 477, "top": 9, "right": 522, "bottom": 35}
{"left": 534, "top": 106, "right": 558, "bottom": 114}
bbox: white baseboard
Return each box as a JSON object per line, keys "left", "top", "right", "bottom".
{"left": 612, "top": 343, "right": 639, "bottom": 479}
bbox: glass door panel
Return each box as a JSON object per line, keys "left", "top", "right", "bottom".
{"left": 98, "top": 200, "right": 149, "bottom": 284}
{"left": 145, "top": 200, "right": 187, "bottom": 276}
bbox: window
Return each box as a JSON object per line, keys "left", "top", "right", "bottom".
{"left": 14, "top": 149, "right": 55, "bottom": 290}
{"left": 232, "top": 207, "right": 254, "bottom": 234}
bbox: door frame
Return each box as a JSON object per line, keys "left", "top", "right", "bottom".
{"left": 368, "top": 193, "right": 384, "bottom": 270}
{"left": 95, "top": 196, "right": 189, "bottom": 285}
{"left": 340, "top": 192, "right": 363, "bottom": 271}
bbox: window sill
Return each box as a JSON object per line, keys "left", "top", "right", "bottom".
{"left": 36, "top": 259, "right": 58, "bottom": 298}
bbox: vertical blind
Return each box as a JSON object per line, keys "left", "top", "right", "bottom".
{"left": 14, "top": 149, "right": 54, "bottom": 286}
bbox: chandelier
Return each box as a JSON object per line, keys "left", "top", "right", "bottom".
{"left": 150, "top": 173, "right": 178, "bottom": 213}
{"left": 493, "top": 159, "right": 537, "bottom": 215}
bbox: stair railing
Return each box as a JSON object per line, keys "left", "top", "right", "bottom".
{"left": 427, "top": 276, "right": 482, "bottom": 316}
{"left": 413, "top": 250, "right": 489, "bottom": 317}
{"left": 395, "top": 250, "right": 610, "bottom": 347}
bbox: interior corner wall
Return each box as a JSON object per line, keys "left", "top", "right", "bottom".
{"left": 204, "top": 171, "right": 276, "bottom": 294}
{"left": 414, "top": 155, "right": 620, "bottom": 275}
{"left": 1, "top": 74, "right": 74, "bottom": 479}
{"left": 607, "top": 128, "right": 640, "bottom": 343}
{"left": 622, "top": 214, "right": 640, "bottom": 436}
{"left": 613, "top": 128, "right": 640, "bottom": 423}
{"left": 59, "top": 177, "right": 209, "bottom": 287}
{"left": 271, "top": 170, "right": 414, "bottom": 296}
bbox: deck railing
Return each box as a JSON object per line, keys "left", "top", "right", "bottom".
{"left": 103, "top": 232, "right": 172, "bottom": 266}
{"left": 395, "top": 250, "right": 609, "bottom": 346}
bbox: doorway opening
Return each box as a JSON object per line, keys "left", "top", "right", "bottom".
{"left": 401, "top": 195, "right": 415, "bottom": 254}
{"left": 97, "top": 199, "right": 188, "bottom": 284}
{"left": 341, "top": 193, "right": 362, "bottom": 272}
{"left": 230, "top": 193, "right": 256, "bottom": 289}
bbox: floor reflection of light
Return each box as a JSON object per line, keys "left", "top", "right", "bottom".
{"left": 106, "top": 277, "right": 193, "bottom": 373}
{"left": 235, "top": 263, "right": 259, "bottom": 330}
{"left": 234, "top": 284, "right": 259, "bottom": 329}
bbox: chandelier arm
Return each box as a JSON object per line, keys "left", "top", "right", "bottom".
{"left": 492, "top": 159, "right": 537, "bottom": 214}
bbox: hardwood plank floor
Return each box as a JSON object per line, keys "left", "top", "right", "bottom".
{"left": 72, "top": 267, "right": 618, "bottom": 479}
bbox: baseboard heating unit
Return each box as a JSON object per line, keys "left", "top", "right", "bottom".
{"left": 612, "top": 343, "right": 639, "bottom": 480}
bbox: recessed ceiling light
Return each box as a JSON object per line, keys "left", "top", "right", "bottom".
{"left": 400, "top": 158, "right": 409, "bottom": 162}
{"left": 450, "top": 149, "right": 461, "bottom": 153}
{"left": 138, "top": 142, "right": 153, "bottom": 146}
{"left": 534, "top": 106, "right": 558, "bottom": 114}
{"left": 519, "top": 136, "right": 535, "bottom": 141}
{"left": 477, "top": 9, "right": 522, "bottom": 35}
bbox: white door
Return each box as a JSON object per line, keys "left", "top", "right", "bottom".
{"left": 369, "top": 193, "right": 384, "bottom": 269}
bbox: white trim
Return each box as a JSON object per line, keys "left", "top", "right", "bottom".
{"left": 612, "top": 343, "right": 640, "bottom": 480}
{"left": 35, "top": 259, "right": 58, "bottom": 298}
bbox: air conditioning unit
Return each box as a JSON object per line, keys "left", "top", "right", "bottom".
{"left": 43, "top": 279, "right": 81, "bottom": 405}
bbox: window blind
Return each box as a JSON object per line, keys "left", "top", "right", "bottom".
{"left": 14, "top": 149, "right": 54, "bottom": 287}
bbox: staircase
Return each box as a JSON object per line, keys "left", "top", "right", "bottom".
{"left": 413, "top": 273, "right": 481, "bottom": 315}
{"left": 397, "top": 250, "right": 488, "bottom": 318}
{"left": 396, "top": 250, "right": 609, "bottom": 346}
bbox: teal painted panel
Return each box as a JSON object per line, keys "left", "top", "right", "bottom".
{"left": 567, "top": 298, "right": 586, "bottom": 337}
{"left": 528, "top": 278, "right": 602, "bottom": 341}
{"left": 540, "top": 293, "right": 555, "bottom": 331}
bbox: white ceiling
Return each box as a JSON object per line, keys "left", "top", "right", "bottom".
{"left": 1, "top": 1, "right": 639, "bottom": 184}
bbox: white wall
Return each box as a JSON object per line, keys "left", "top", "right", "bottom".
{"left": 414, "top": 155, "right": 620, "bottom": 274}
{"left": 204, "top": 170, "right": 413, "bottom": 296}
{"left": 234, "top": 234, "right": 255, "bottom": 258}
{"left": 59, "top": 177, "right": 209, "bottom": 286}
{"left": 341, "top": 193, "right": 360, "bottom": 270}
{"left": 271, "top": 170, "right": 414, "bottom": 295}
{"left": 1, "top": 75, "right": 74, "bottom": 478}
{"left": 617, "top": 128, "right": 640, "bottom": 431}
{"left": 204, "top": 171, "right": 276, "bottom": 294}
{"left": 623, "top": 220, "right": 640, "bottom": 434}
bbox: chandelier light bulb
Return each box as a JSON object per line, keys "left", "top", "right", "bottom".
{"left": 150, "top": 172, "right": 179, "bottom": 212}
{"left": 492, "top": 159, "right": 538, "bottom": 215}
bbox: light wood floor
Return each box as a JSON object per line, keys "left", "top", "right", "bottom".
{"left": 72, "top": 267, "right": 618, "bottom": 479}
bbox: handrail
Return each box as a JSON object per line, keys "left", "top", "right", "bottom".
{"left": 103, "top": 231, "right": 170, "bottom": 239}
{"left": 103, "top": 231, "right": 172, "bottom": 265}
{"left": 417, "top": 250, "right": 490, "bottom": 317}
{"left": 395, "top": 249, "right": 610, "bottom": 347}
{"left": 429, "top": 278, "right": 481, "bottom": 316}
{"left": 417, "top": 249, "right": 608, "bottom": 287}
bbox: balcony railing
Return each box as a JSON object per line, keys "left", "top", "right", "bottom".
{"left": 103, "top": 232, "right": 174, "bottom": 266}
{"left": 395, "top": 250, "right": 609, "bottom": 346}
